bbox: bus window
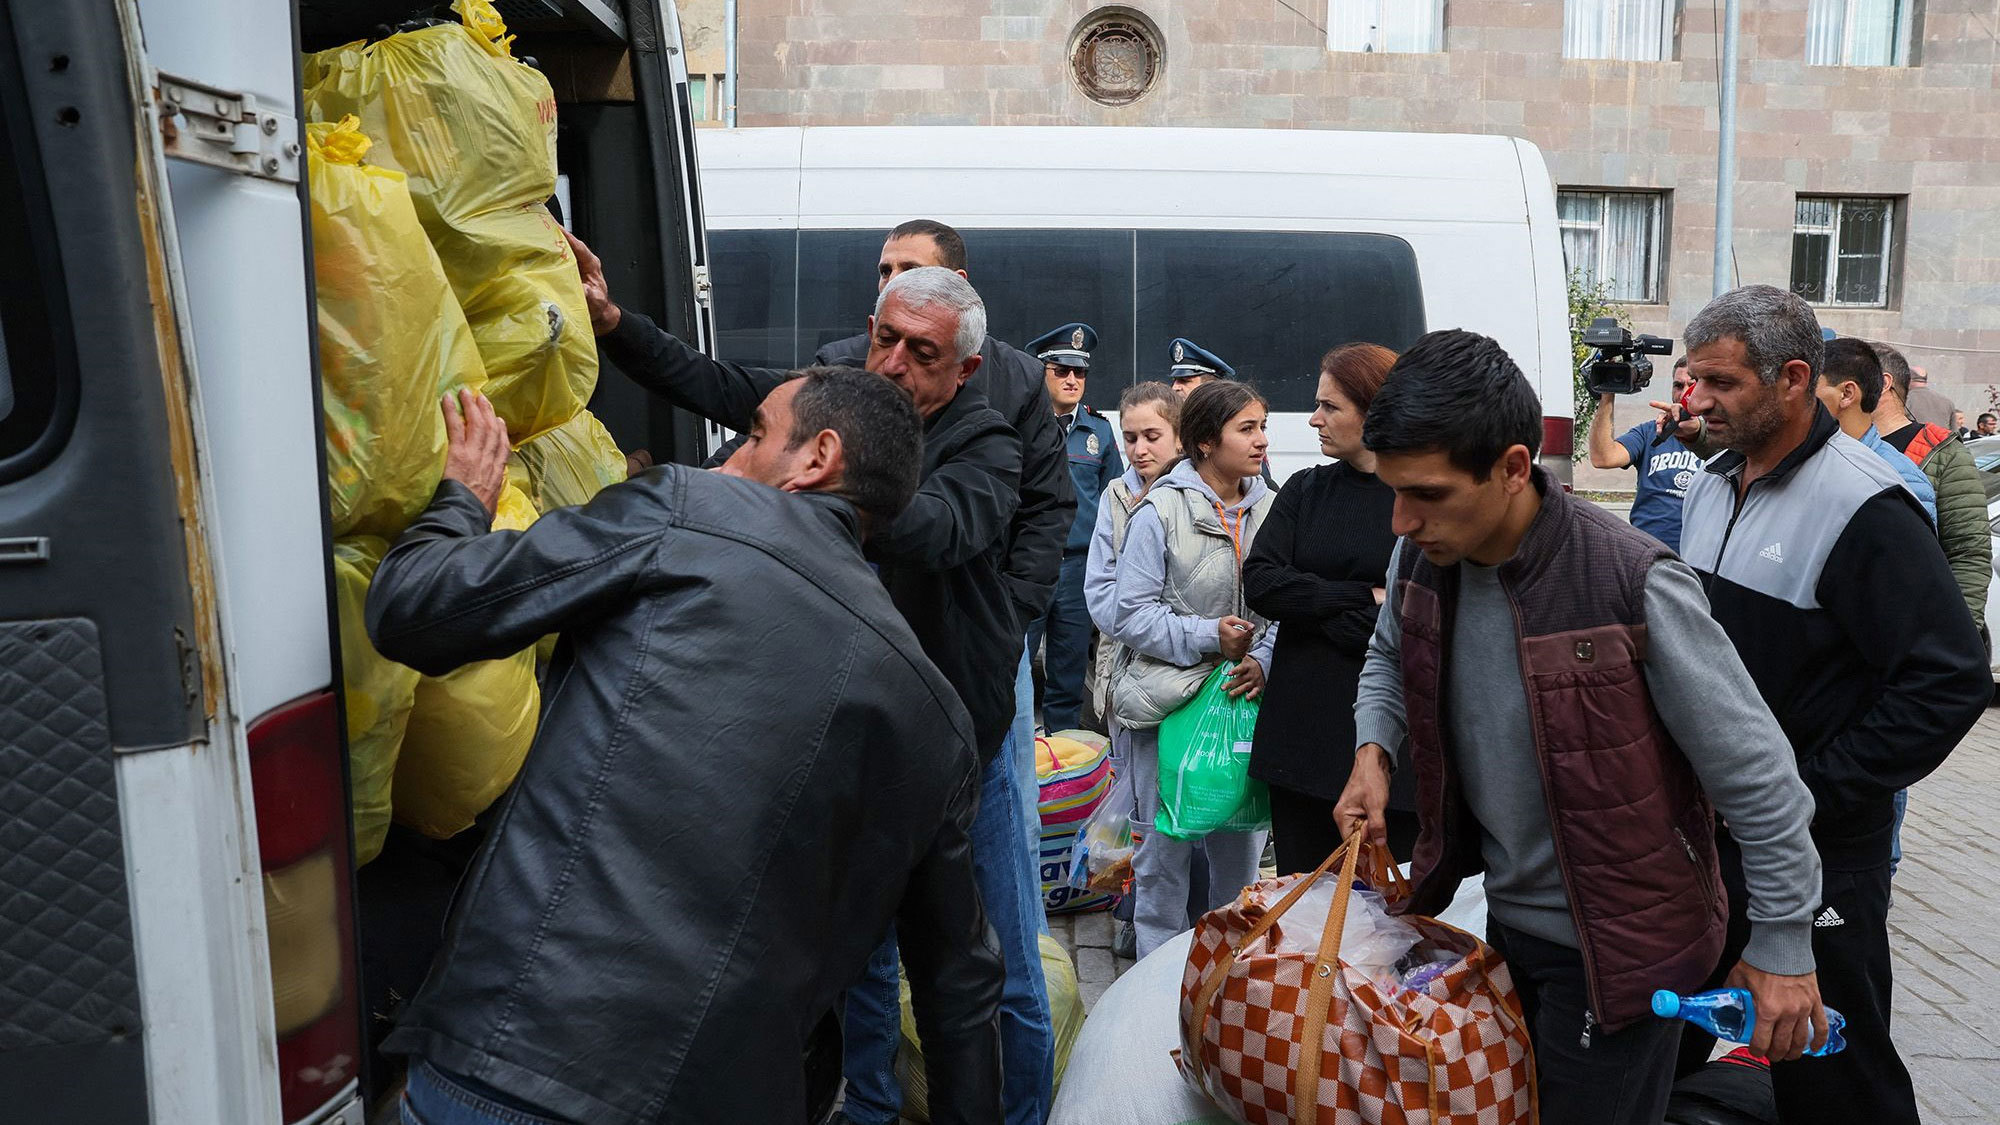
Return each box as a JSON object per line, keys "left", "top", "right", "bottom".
{"left": 710, "top": 228, "right": 800, "bottom": 368}
{"left": 1135, "top": 231, "right": 1425, "bottom": 413}
{"left": 795, "top": 229, "right": 886, "bottom": 362}
{"left": 956, "top": 228, "right": 1135, "bottom": 412}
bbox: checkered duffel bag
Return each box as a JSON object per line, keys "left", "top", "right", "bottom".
{"left": 1177, "top": 833, "right": 1537, "bottom": 1124}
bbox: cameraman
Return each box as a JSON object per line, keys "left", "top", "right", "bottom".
{"left": 1587, "top": 356, "right": 1715, "bottom": 552}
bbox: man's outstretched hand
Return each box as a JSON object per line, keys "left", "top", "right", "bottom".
{"left": 441, "top": 388, "right": 510, "bottom": 515}
{"left": 563, "top": 228, "right": 621, "bottom": 335}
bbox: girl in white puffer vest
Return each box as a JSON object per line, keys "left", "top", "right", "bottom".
{"left": 1102, "top": 380, "right": 1277, "bottom": 959}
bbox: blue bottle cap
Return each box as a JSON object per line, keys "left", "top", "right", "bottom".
{"left": 1651, "top": 990, "right": 1680, "bottom": 1018}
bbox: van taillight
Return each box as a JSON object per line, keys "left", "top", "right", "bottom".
{"left": 248, "top": 692, "right": 363, "bottom": 1122}
{"left": 1542, "top": 416, "right": 1575, "bottom": 459}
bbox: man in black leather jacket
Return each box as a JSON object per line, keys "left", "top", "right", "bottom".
{"left": 369, "top": 376, "right": 1004, "bottom": 1125}
{"left": 569, "top": 233, "right": 1058, "bottom": 1125}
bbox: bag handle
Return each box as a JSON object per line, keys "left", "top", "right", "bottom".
{"left": 1293, "top": 834, "right": 1371, "bottom": 1112}
{"left": 1187, "top": 833, "right": 1368, "bottom": 1066}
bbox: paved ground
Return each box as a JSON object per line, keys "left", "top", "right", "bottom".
{"left": 1053, "top": 706, "right": 2000, "bottom": 1120}
{"left": 1889, "top": 708, "right": 2000, "bottom": 1121}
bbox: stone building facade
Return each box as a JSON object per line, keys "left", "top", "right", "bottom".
{"left": 691, "top": 0, "right": 2000, "bottom": 416}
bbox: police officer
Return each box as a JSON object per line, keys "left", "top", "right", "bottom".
{"left": 1026, "top": 322, "right": 1122, "bottom": 734}
{"left": 1168, "top": 337, "right": 1234, "bottom": 397}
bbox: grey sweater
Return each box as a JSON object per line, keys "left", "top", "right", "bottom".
{"left": 1355, "top": 542, "right": 1821, "bottom": 977}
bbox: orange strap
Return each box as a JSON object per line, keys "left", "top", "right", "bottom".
{"left": 1188, "top": 832, "right": 1406, "bottom": 1116}
{"left": 1293, "top": 833, "right": 1369, "bottom": 1114}
{"left": 1211, "top": 500, "right": 1246, "bottom": 564}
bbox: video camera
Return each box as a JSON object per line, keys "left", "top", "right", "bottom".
{"left": 1581, "top": 317, "right": 1675, "bottom": 397}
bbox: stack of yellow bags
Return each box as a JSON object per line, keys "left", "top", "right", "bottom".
{"left": 303, "top": 1, "right": 630, "bottom": 863}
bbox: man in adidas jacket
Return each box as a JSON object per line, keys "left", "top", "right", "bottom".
{"left": 1679, "top": 285, "right": 1990, "bottom": 1124}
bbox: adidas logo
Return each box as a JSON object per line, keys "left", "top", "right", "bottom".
{"left": 1759, "top": 541, "right": 1785, "bottom": 564}
{"left": 1814, "top": 907, "right": 1845, "bottom": 928}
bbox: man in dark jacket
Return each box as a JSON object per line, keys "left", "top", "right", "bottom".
{"left": 1335, "top": 329, "right": 1826, "bottom": 1125}
{"left": 817, "top": 219, "right": 1077, "bottom": 890}
{"left": 567, "top": 236, "right": 1057, "bottom": 1125}
{"left": 1678, "top": 285, "right": 1990, "bottom": 1124}
{"left": 369, "top": 376, "right": 1003, "bottom": 1125}
{"left": 814, "top": 219, "right": 1075, "bottom": 635}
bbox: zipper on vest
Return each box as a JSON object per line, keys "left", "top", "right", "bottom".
{"left": 1581, "top": 1009, "right": 1597, "bottom": 1049}
{"left": 1500, "top": 584, "right": 1612, "bottom": 1044}
{"left": 1675, "top": 825, "right": 1718, "bottom": 902}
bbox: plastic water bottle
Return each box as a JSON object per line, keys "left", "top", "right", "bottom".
{"left": 1650, "top": 988, "right": 1847, "bottom": 1056}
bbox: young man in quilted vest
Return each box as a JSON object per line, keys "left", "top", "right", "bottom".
{"left": 1332, "top": 329, "right": 1827, "bottom": 1125}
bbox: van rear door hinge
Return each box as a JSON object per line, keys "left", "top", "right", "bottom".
{"left": 151, "top": 71, "right": 300, "bottom": 184}
{"left": 693, "top": 264, "right": 712, "bottom": 308}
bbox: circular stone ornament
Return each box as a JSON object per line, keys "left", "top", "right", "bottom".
{"left": 1070, "top": 8, "right": 1164, "bottom": 107}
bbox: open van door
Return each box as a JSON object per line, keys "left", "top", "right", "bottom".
{"left": 560, "top": 0, "right": 716, "bottom": 466}
{"left": 0, "top": 1, "right": 309, "bottom": 1123}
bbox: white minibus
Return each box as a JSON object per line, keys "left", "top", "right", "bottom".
{"left": 697, "top": 124, "right": 1575, "bottom": 485}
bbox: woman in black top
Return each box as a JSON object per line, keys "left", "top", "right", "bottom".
{"left": 1244, "top": 343, "right": 1418, "bottom": 872}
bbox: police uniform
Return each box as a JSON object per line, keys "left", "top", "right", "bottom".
{"left": 1025, "top": 323, "right": 1122, "bottom": 734}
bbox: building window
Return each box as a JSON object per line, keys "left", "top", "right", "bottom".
{"left": 1564, "top": 0, "right": 1674, "bottom": 61}
{"left": 1806, "top": 0, "right": 1914, "bottom": 66}
{"left": 688, "top": 74, "right": 724, "bottom": 123}
{"left": 1326, "top": 0, "right": 1445, "bottom": 53}
{"left": 1558, "top": 190, "right": 1665, "bottom": 303}
{"left": 1791, "top": 197, "right": 1896, "bottom": 307}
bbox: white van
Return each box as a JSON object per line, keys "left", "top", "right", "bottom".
{"left": 0, "top": 1, "right": 707, "bottom": 1122}
{"left": 696, "top": 125, "right": 1575, "bottom": 485}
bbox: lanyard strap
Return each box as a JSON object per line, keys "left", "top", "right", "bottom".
{"left": 1211, "top": 500, "right": 1245, "bottom": 564}
{"left": 1211, "top": 499, "right": 1249, "bottom": 619}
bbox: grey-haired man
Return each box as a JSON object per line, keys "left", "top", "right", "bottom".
{"left": 1678, "top": 284, "right": 1989, "bottom": 1123}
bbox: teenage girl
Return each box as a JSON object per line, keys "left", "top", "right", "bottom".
{"left": 1104, "top": 380, "right": 1276, "bottom": 958}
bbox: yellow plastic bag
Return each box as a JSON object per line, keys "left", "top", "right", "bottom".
{"left": 390, "top": 483, "right": 542, "bottom": 838}
{"left": 332, "top": 535, "right": 420, "bottom": 865}
{"left": 515, "top": 409, "right": 627, "bottom": 513}
{"left": 309, "top": 117, "right": 484, "bottom": 539}
{"left": 303, "top": 0, "right": 596, "bottom": 443}
{"left": 894, "top": 934, "right": 1087, "bottom": 1121}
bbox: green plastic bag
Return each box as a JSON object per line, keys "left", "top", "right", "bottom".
{"left": 1154, "top": 663, "right": 1269, "bottom": 841}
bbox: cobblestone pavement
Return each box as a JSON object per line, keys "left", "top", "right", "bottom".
{"left": 1891, "top": 706, "right": 2000, "bottom": 1122}
{"left": 1053, "top": 705, "right": 2000, "bottom": 1120}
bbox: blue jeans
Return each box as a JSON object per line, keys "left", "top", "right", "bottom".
{"left": 1010, "top": 642, "right": 1047, "bottom": 914}
{"left": 1889, "top": 787, "right": 1908, "bottom": 877}
{"left": 401, "top": 1060, "right": 568, "bottom": 1125}
{"left": 842, "top": 730, "right": 1055, "bottom": 1125}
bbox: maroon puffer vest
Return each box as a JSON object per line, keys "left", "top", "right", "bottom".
{"left": 1395, "top": 470, "right": 1726, "bottom": 1032}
